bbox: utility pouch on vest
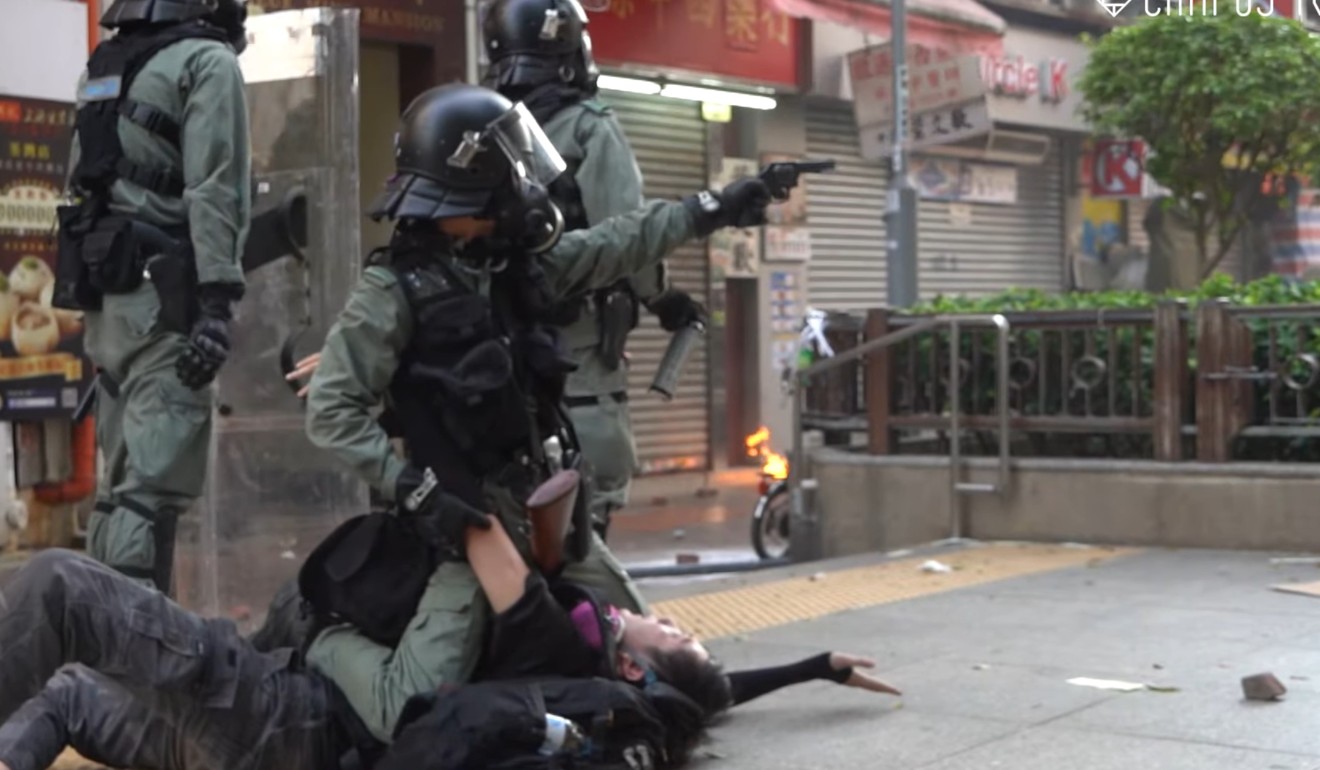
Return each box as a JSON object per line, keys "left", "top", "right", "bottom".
{"left": 78, "top": 214, "right": 149, "bottom": 295}
{"left": 52, "top": 204, "right": 103, "bottom": 311}
{"left": 298, "top": 512, "right": 437, "bottom": 648}
{"left": 596, "top": 284, "right": 638, "bottom": 371}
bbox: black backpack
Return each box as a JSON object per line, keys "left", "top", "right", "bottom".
{"left": 297, "top": 512, "right": 437, "bottom": 647}
{"left": 377, "top": 677, "right": 704, "bottom": 770}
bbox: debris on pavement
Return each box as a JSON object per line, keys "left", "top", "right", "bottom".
{"left": 676, "top": 552, "right": 700, "bottom": 565}
{"left": 1269, "top": 556, "right": 1320, "bottom": 565}
{"left": 280, "top": 550, "right": 296, "bottom": 560}
{"left": 1241, "top": 672, "right": 1287, "bottom": 701}
{"left": 672, "top": 528, "right": 686, "bottom": 540}
{"left": 920, "top": 560, "right": 953, "bottom": 574}
{"left": 809, "top": 572, "right": 826, "bottom": 581}
{"left": 1270, "top": 579, "right": 1320, "bottom": 598}
{"left": 973, "top": 663, "right": 991, "bottom": 671}
{"left": 1066, "top": 677, "right": 1178, "bottom": 693}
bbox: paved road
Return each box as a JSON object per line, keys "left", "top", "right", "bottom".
{"left": 644, "top": 546, "right": 1320, "bottom": 769}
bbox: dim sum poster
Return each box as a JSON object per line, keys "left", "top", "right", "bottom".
{"left": 0, "top": 95, "right": 89, "bottom": 421}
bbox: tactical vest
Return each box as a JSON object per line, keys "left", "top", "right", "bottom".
{"left": 378, "top": 241, "right": 577, "bottom": 507}
{"left": 73, "top": 20, "right": 230, "bottom": 201}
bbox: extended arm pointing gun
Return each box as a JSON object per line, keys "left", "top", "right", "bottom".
{"left": 649, "top": 159, "right": 837, "bottom": 400}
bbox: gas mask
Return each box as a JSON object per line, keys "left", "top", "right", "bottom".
{"left": 447, "top": 101, "right": 568, "bottom": 257}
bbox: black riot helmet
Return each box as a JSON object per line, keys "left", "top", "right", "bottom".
{"left": 101, "top": 0, "right": 248, "bottom": 53}
{"left": 369, "top": 83, "right": 568, "bottom": 255}
{"left": 481, "top": 0, "right": 600, "bottom": 97}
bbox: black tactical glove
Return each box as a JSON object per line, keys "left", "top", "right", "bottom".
{"left": 648, "top": 290, "right": 708, "bottom": 333}
{"left": 395, "top": 466, "right": 492, "bottom": 553}
{"left": 683, "top": 177, "right": 772, "bottom": 237}
{"left": 175, "top": 284, "right": 238, "bottom": 390}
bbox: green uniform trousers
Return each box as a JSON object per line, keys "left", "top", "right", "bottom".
{"left": 83, "top": 283, "right": 213, "bottom": 592}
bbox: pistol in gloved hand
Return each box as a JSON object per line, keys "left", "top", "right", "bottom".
{"left": 175, "top": 283, "right": 242, "bottom": 390}
{"left": 396, "top": 466, "right": 492, "bottom": 554}
{"left": 647, "top": 289, "right": 708, "bottom": 333}
{"left": 683, "top": 177, "right": 773, "bottom": 237}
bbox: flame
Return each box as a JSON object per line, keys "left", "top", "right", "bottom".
{"left": 745, "top": 426, "right": 789, "bottom": 481}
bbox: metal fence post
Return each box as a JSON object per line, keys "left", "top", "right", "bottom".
{"left": 864, "top": 308, "right": 892, "bottom": 454}
{"left": 1153, "top": 299, "right": 1188, "bottom": 461}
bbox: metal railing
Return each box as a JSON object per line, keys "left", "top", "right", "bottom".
{"left": 947, "top": 314, "right": 1011, "bottom": 539}
{"left": 790, "top": 314, "right": 1014, "bottom": 548}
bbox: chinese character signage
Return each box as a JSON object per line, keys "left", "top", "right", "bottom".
{"left": 248, "top": 0, "right": 461, "bottom": 46}
{"left": 848, "top": 43, "right": 986, "bottom": 127}
{"left": 0, "top": 95, "right": 89, "bottom": 421}
{"left": 859, "top": 99, "right": 992, "bottom": 161}
{"left": 586, "top": 0, "right": 801, "bottom": 87}
{"left": 908, "top": 157, "right": 1018, "bottom": 205}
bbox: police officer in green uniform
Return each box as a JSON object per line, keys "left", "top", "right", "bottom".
{"left": 302, "top": 83, "right": 770, "bottom": 742}
{"left": 52, "top": 0, "right": 251, "bottom": 594}
{"left": 482, "top": 0, "right": 708, "bottom": 540}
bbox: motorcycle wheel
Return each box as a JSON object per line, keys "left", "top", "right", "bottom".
{"left": 751, "top": 481, "right": 791, "bottom": 561}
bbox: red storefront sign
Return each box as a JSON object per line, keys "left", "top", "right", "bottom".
{"left": 586, "top": 0, "right": 802, "bottom": 88}
{"left": 980, "top": 55, "right": 1068, "bottom": 102}
{"left": 1089, "top": 139, "right": 1146, "bottom": 198}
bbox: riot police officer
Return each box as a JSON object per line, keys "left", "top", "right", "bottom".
{"left": 53, "top": 0, "right": 251, "bottom": 593}
{"left": 301, "top": 82, "right": 770, "bottom": 743}
{"left": 482, "top": 0, "right": 707, "bottom": 540}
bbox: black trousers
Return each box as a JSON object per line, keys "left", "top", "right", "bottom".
{"left": 0, "top": 550, "right": 339, "bottom": 770}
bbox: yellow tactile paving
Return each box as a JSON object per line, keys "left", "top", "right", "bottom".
{"left": 651, "top": 543, "right": 1138, "bottom": 641}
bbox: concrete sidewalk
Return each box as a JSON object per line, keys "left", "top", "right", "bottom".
{"left": 642, "top": 544, "right": 1320, "bottom": 769}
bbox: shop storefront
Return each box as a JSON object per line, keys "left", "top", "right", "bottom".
{"left": 579, "top": 2, "right": 805, "bottom": 473}
{"left": 799, "top": 17, "right": 1096, "bottom": 310}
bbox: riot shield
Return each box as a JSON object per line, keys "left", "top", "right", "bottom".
{"left": 175, "top": 8, "right": 367, "bottom": 623}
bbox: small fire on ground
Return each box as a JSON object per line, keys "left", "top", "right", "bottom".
{"left": 745, "top": 426, "right": 788, "bottom": 480}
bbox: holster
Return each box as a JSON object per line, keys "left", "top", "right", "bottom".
{"left": 595, "top": 282, "right": 638, "bottom": 372}
{"left": 142, "top": 232, "right": 199, "bottom": 334}
{"left": 562, "top": 447, "right": 594, "bottom": 563}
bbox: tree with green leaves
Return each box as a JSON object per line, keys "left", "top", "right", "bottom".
{"left": 1079, "top": 12, "right": 1320, "bottom": 280}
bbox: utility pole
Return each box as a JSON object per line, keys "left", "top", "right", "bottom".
{"left": 884, "top": 0, "right": 919, "bottom": 308}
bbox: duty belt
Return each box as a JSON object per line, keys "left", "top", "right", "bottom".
{"left": 563, "top": 391, "right": 628, "bottom": 408}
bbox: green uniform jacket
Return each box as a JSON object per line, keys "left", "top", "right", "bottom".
{"left": 302, "top": 200, "right": 694, "bottom": 740}
{"left": 71, "top": 36, "right": 252, "bottom": 288}
{"left": 305, "top": 199, "right": 695, "bottom": 503}
{"left": 541, "top": 99, "right": 666, "bottom": 400}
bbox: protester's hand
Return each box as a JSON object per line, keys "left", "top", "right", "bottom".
{"left": 829, "top": 652, "right": 902, "bottom": 696}
{"left": 285, "top": 352, "right": 322, "bottom": 398}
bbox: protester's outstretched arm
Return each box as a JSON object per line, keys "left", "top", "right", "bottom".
{"left": 726, "top": 652, "right": 901, "bottom": 706}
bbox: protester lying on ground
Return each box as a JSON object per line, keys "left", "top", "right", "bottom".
{"left": 0, "top": 538, "right": 893, "bottom": 770}
{"left": 0, "top": 542, "right": 711, "bottom": 770}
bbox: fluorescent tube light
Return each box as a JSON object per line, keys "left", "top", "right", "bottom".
{"left": 596, "top": 75, "right": 662, "bottom": 95}
{"left": 659, "top": 83, "right": 777, "bottom": 110}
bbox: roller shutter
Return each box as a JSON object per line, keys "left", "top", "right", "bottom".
{"left": 602, "top": 90, "right": 711, "bottom": 474}
{"left": 803, "top": 101, "right": 890, "bottom": 313}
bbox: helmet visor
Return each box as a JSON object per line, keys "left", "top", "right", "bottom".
{"left": 452, "top": 101, "right": 567, "bottom": 187}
